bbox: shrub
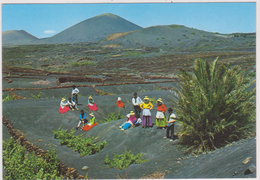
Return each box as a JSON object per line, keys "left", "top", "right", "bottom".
{"left": 2, "top": 95, "right": 17, "bottom": 102}
{"left": 164, "top": 43, "right": 168, "bottom": 45}
{"left": 104, "top": 150, "right": 148, "bottom": 170}
{"left": 101, "top": 111, "right": 124, "bottom": 123}
{"left": 174, "top": 57, "right": 256, "bottom": 154}
{"left": 191, "top": 32, "right": 195, "bottom": 35}
{"left": 52, "top": 127, "right": 106, "bottom": 157}
{"left": 3, "top": 137, "right": 62, "bottom": 179}
{"left": 149, "top": 97, "right": 157, "bottom": 104}
{"left": 31, "top": 92, "right": 42, "bottom": 99}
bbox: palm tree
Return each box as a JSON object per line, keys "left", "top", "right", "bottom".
{"left": 174, "top": 57, "right": 255, "bottom": 154}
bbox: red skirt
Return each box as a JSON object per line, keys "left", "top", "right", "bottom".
{"left": 59, "top": 106, "right": 70, "bottom": 113}
{"left": 117, "top": 100, "right": 125, "bottom": 108}
{"left": 88, "top": 103, "right": 98, "bottom": 111}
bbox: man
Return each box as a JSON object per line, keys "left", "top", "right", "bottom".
{"left": 132, "top": 92, "right": 143, "bottom": 119}
{"left": 72, "top": 85, "right": 79, "bottom": 105}
{"left": 164, "top": 108, "right": 176, "bottom": 141}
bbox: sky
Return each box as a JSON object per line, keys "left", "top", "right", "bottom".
{"left": 1, "top": 2, "right": 256, "bottom": 39}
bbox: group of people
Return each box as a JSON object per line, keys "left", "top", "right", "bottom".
{"left": 59, "top": 85, "right": 177, "bottom": 140}
{"left": 58, "top": 85, "right": 98, "bottom": 130}
{"left": 119, "top": 92, "right": 177, "bottom": 141}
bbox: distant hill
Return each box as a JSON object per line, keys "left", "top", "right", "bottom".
{"left": 100, "top": 25, "right": 256, "bottom": 51}
{"left": 2, "top": 30, "right": 38, "bottom": 46}
{"left": 39, "top": 13, "right": 142, "bottom": 44}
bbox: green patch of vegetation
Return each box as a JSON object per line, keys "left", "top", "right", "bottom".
{"left": 101, "top": 111, "right": 124, "bottom": 123}
{"left": 191, "top": 32, "right": 195, "bottom": 35}
{"left": 177, "top": 39, "right": 181, "bottom": 41}
{"left": 182, "top": 34, "right": 186, "bottom": 37}
{"left": 164, "top": 43, "right": 168, "bottom": 45}
{"left": 2, "top": 95, "right": 17, "bottom": 102}
{"left": 104, "top": 150, "right": 148, "bottom": 170}
{"left": 70, "top": 60, "right": 95, "bottom": 67}
{"left": 174, "top": 57, "right": 256, "bottom": 154}
{"left": 53, "top": 127, "right": 106, "bottom": 157}
{"left": 3, "top": 137, "right": 62, "bottom": 179}
{"left": 31, "top": 92, "right": 42, "bottom": 99}
{"left": 156, "top": 38, "right": 160, "bottom": 40}
{"left": 248, "top": 71, "right": 256, "bottom": 78}
{"left": 161, "top": 37, "right": 165, "bottom": 39}
{"left": 154, "top": 86, "right": 162, "bottom": 91}
{"left": 149, "top": 97, "right": 157, "bottom": 104}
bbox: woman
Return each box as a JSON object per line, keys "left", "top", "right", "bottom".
{"left": 140, "top": 96, "right": 153, "bottom": 128}
{"left": 119, "top": 111, "right": 136, "bottom": 131}
{"left": 88, "top": 96, "right": 98, "bottom": 111}
{"left": 76, "top": 109, "right": 88, "bottom": 130}
{"left": 156, "top": 98, "right": 167, "bottom": 129}
{"left": 117, "top": 97, "right": 125, "bottom": 108}
{"left": 59, "top": 98, "right": 70, "bottom": 113}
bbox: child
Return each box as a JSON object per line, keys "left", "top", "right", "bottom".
{"left": 76, "top": 110, "right": 88, "bottom": 130}
{"left": 67, "top": 97, "right": 78, "bottom": 111}
{"left": 132, "top": 92, "right": 143, "bottom": 119}
{"left": 156, "top": 98, "right": 167, "bottom": 129}
{"left": 59, "top": 98, "right": 70, "bottom": 113}
{"left": 88, "top": 96, "right": 98, "bottom": 111}
{"left": 164, "top": 108, "right": 176, "bottom": 141}
{"left": 72, "top": 85, "right": 79, "bottom": 105}
{"left": 140, "top": 96, "right": 153, "bottom": 128}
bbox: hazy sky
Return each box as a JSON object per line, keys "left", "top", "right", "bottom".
{"left": 2, "top": 2, "right": 256, "bottom": 38}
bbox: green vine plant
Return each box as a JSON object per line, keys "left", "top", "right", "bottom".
{"left": 2, "top": 94, "right": 17, "bottom": 102}
{"left": 3, "top": 137, "right": 62, "bottom": 179}
{"left": 52, "top": 127, "right": 107, "bottom": 157}
{"left": 101, "top": 111, "right": 124, "bottom": 123}
{"left": 104, "top": 150, "right": 148, "bottom": 170}
{"left": 31, "top": 92, "right": 42, "bottom": 99}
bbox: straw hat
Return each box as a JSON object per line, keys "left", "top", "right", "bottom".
{"left": 88, "top": 96, "right": 92, "bottom": 99}
{"left": 130, "top": 111, "right": 135, "bottom": 115}
{"left": 89, "top": 113, "right": 94, "bottom": 117}
{"left": 157, "top": 98, "right": 163, "bottom": 103}
{"left": 144, "top": 96, "right": 149, "bottom": 100}
{"left": 62, "top": 98, "right": 66, "bottom": 101}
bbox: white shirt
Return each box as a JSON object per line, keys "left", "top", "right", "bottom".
{"left": 167, "top": 113, "right": 176, "bottom": 126}
{"left": 60, "top": 100, "right": 68, "bottom": 108}
{"left": 132, "top": 97, "right": 143, "bottom": 106}
{"left": 72, "top": 88, "right": 79, "bottom": 94}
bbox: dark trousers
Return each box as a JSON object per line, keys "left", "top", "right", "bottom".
{"left": 134, "top": 106, "right": 141, "bottom": 119}
{"left": 166, "top": 124, "right": 174, "bottom": 139}
{"left": 72, "top": 94, "right": 78, "bottom": 104}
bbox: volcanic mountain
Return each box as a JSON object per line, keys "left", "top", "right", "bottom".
{"left": 2, "top": 30, "right": 39, "bottom": 46}
{"left": 100, "top": 25, "right": 228, "bottom": 48}
{"left": 40, "top": 13, "right": 142, "bottom": 44}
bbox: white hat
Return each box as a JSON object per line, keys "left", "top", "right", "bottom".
{"left": 126, "top": 114, "right": 130, "bottom": 118}
{"left": 89, "top": 113, "right": 94, "bottom": 117}
{"left": 118, "top": 97, "right": 121, "bottom": 100}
